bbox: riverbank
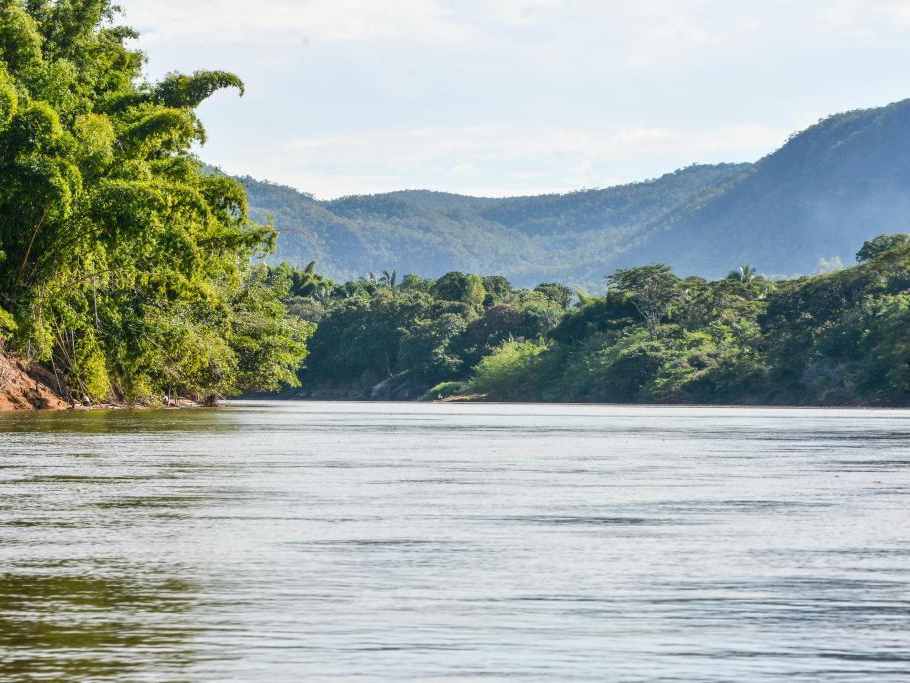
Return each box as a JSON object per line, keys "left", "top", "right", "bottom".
{"left": 0, "top": 352, "right": 211, "bottom": 412}
{"left": 256, "top": 383, "right": 899, "bottom": 408}
{"left": 0, "top": 353, "right": 69, "bottom": 411}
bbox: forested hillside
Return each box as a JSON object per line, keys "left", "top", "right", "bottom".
{"left": 245, "top": 99, "right": 910, "bottom": 286}
{"left": 622, "top": 100, "right": 910, "bottom": 276}
{"left": 241, "top": 164, "right": 749, "bottom": 286}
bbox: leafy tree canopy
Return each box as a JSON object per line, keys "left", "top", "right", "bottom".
{"left": 0, "top": 0, "right": 309, "bottom": 402}
{"left": 288, "top": 234, "right": 910, "bottom": 407}
{"left": 856, "top": 233, "right": 910, "bottom": 263}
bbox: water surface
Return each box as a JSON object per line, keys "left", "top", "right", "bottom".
{"left": 1, "top": 402, "right": 908, "bottom": 681}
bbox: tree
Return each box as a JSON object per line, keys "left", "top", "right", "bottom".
{"left": 304, "top": 288, "right": 438, "bottom": 383}
{"left": 432, "top": 272, "right": 486, "bottom": 308}
{"left": 534, "top": 282, "right": 575, "bottom": 309}
{"left": 481, "top": 275, "right": 513, "bottom": 306}
{"left": 396, "top": 313, "right": 467, "bottom": 382}
{"left": 605, "top": 264, "right": 681, "bottom": 330}
{"left": 856, "top": 233, "right": 910, "bottom": 263}
{"left": 229, "top": 266, "right": 315, "bottom": 392}
{"left": 400, "top": 273, "right": 433, "bottom": 292}
{"left": 0, "top": 1, "right": 308, "bottom": 401}
{"left": 726, "top": 265, "right": 757, "bottom": 283}
{"left": 379, "top": 269, "right": 398, "bottom": 289}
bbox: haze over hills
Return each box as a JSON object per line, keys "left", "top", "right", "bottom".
{"left": 240, "top": 99, "right": 910, "bottom": 288}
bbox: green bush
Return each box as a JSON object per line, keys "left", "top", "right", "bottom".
{"left": 0, "top": 306, "right": 15, "bottom": 340}
{"left": 73, "top": 336, "right": 111, "bottom": 403}
{"left": 470, "top": 339, "right": 547, "bottom": 400}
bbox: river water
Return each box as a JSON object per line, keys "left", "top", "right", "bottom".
{"left": 0, "top": 401, "right": 908, "bottom": 681}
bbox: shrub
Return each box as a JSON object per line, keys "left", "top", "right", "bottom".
{"left": 470, "top": 339, "right": 547, "bottom": 400}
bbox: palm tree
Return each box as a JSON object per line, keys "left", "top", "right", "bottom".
{"left": 379, "top": 269, "right": 398, "bottom": 289}
{"left": 728, "top": 265, "right": 757, "bottom": 283}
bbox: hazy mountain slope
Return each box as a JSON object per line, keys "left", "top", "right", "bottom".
{"left": 241, "top": 180, "right": 548, "bottom": 281}
{"left": 476, "top": 164, "right": 749, "bottom": 237}
{"left": 619, "top": 100, "right": 910, "bottom": 277}
{"left": 241, "top": 163, "right": 748, "bottom": 286}
{"left": 241, "top": 98, "right": 910, "bottom": 286}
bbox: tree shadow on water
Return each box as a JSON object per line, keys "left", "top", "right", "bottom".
{"left": 0, "top": 408, "right": 236, "bottom": 436}
{"left": 0, "top": 569, "right": 202, "bottom": 682}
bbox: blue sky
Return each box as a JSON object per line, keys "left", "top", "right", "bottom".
{"left": 123, "top": 0, "right": 910, "bottom": 199}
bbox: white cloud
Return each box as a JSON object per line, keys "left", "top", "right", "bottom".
{"left": 122, "top": 0, "right": 910, "bottom": 61}
{"left": 209, "top": 123, "right": 787, "bottom": 198}
{"left": 119, "top": 0, "right": 910, "bottom": 197}
{"left": 285, "top": 124, "right": 785, "bottom": 163}
{"left": 124, "top": 0, "right": 475, "bottom": 48}
{"left": 814, "top": 1, "right": 910, "bottom": 43}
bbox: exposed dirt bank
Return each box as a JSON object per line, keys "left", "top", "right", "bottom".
{"left": 0, "top": 352, "right": 211, "bottom": 412}
{"left": 436, "top": 393, "right": 487, "bottom": 403}
{"left": 0, "top": 353, "right": 70, "bottom": 411}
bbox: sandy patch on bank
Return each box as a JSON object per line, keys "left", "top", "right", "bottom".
{"left": 0, "top": 353, "right": 69, "bottom": 411}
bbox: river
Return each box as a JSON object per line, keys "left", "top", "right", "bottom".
{"left": 1, "top": 402, "right": 908, "bottom": 681}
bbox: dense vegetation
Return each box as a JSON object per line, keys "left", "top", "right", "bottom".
{"left": 282, "top": 234, "right": 910, "bottom": 406}
{"left": 0, "top": 1, "right": 309, "bottom": 404}
{"left": 244, "top": 98, "right": 910, "bottom": 286}
{"left": 2, "top": 1, "right": 907, "bottom": 409}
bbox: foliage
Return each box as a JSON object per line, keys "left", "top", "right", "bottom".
{"left": 0, "top": 1, "right": 308, "bottom": 402}
{"left": 0, "top": 305, "right": 15, "bottom": 339}
{"left": 605, "top": 264, "right": 681, "bottom": 329}
{"left": 856, "top": 233, "right": 910, "bottom": 263}
{"left": 469, "top": 339, "right": 547, "bottom": 401}
{"left": 397, "top": 313, "right": 468, "bottom": 382}
{"left": 482, "top": 275, "right": 513, "bottom": 306}
{"left": 726, "top": 265, "right": 757, "bottom": 282}
{"left": 280, "top": 233, "right": 910, "bottom": 406}
{"left": 293, "top": 269, "right": 563, "bottom": 396}
{"left": 432, "top": 272, "right": 486, "bottom": 308}
{"left": 533, "top": 282, "right": 575, "bottom": 309}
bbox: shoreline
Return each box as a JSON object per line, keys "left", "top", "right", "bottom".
{"left": 3, "top": 349, "right": 904, "bottom": 412}
{"left": 0, "top": 352, "right": 211, "bottom": 413}
{"left": 248, "top": 391, "right": 909, "bottom": 410}
{"left": 0, "top": 399, "right": 207, "bottom": 414}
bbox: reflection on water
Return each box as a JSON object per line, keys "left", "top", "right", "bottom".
{"left": 0, "top": 402, "right": 909, "bottom": 681}
{"left": 0, "top": 407, "right": 232, "bottom": 434}
{"left": 0, "top": 571, "right": 199, "bottom": 681}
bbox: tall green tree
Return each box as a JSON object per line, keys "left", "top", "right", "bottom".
{"left": 605, "top": 264, "right": 681, "bottom": 330}
{"left": 856, "top": 233, "right": 910, "bottom": 263}
{"left": 0, "top": 0, "right": 309, "bottom": 402}
{"left": 432, "top": 271, "right": 486, "bottom": 308}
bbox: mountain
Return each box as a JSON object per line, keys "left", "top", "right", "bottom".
{"left": 240, "top": 164, "right": 747, "bottom": 286}
{"left": 240, "top": 98, "right": 910, "bottom": 287}
{"left": 618, "top": 99, "right": 910, "bottom": 277}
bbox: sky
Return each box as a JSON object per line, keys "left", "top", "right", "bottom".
{"left": 121, "top": 0, "right": 910, "bottom": 199}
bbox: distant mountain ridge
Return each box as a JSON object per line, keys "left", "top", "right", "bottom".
{"left": 240, "top": 99, "right": 910, "bottom": 287}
